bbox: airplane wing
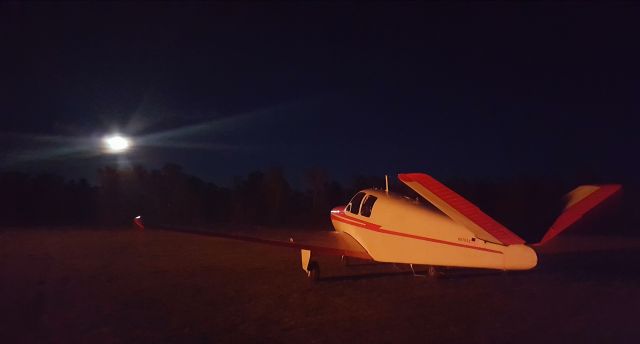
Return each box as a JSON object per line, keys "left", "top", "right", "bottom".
{"left": 398, "top": 173, "right": 526, "bottom": 245}
{"left": 135, "top": 220, "right": 372, "bottom": 260}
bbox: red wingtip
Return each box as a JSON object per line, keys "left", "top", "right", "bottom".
{"left": 133, "top": 216, "right": 144, "bottom": 230}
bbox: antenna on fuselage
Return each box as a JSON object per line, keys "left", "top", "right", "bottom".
{"left": 385, "top": 175, "right": 389, "bottom": 193}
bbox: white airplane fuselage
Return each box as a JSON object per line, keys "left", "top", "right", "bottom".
{"left": 330, "top": 189, "right": 538, "bottom": 271}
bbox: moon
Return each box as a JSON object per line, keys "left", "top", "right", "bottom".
{"left": 103, "top": 135, "right": 131, "bottom": 153}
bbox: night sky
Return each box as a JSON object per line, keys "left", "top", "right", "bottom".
{"left": 1, "top": 2, "right": 638, "bottom": 186}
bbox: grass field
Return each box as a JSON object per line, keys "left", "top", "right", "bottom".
{"left": 1, "top": 228, "right": 639, "bottom": 343}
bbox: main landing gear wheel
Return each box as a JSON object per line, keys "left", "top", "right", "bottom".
{"left": 307, "top": 261, "right": 320, "bottom": 282}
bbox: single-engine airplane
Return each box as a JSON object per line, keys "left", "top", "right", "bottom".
{"left": 136, "top": 173, "right": 621, "bottom": 281}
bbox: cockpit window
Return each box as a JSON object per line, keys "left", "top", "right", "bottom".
{"left": 360, "top": 195, "right": 378, "bottom": 217}
{"left": 348, "top": 192, "right": 366, "bottom": 215}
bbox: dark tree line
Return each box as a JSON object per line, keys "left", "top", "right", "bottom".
{"left": 0, "top": 164, "right": 370, "bottom": 228}
{"left": 0, "top": 172, "right": 96, "bottom": 226}
{"left": 0, "top": 164, "right": 635, "bottom": 239}
{"left": 94, "top": 164, "right": 358, "bottom": 227}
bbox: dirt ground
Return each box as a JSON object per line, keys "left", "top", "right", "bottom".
{"left": 1, "top": 228, "right": 639, "bottom": 343}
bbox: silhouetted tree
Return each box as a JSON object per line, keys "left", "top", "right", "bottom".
{"left": 305, "top": 168, "right": 329, "bottom": 220}
{"left": 262, "top": 168, "right": 291, "bottom": 225}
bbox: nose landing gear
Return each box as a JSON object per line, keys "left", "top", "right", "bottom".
{"left": 301, "top": 249, "right": 320, "bottom": 282}
{"left": 307, "top": 261, "right": 320, "bottom": 282}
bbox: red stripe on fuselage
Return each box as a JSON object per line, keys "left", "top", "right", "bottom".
{"left": 331, "top": 213, "right": 504, "bottom": 255}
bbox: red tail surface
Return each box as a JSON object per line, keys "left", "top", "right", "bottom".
{"left": 399, "top": 173, "right": 526, "bottom": 245}
{"left": 536, "top": 184, "right": 622, "bottom": 245}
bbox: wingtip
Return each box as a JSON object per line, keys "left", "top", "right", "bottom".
{"left": 133, "top": 215, "right": 144, "bottom": 230}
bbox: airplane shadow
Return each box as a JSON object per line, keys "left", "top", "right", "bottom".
{"left": 317, "top": 266, "right": 520, "bottom": 283}
{"left": 318, "top": 237, "right": 640, "bottom": 283}
{"left": 319, "top": 270, "right": 419, "bottom": 282}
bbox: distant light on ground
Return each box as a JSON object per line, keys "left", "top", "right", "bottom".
{"left": 103, "top": 135, "right": 131, "bottom": 153}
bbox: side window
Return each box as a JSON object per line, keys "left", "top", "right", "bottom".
{"left": 348, "top": 192, "right": 366, "bottom": 215}
{"left": 361, "top": 195, "right": 378, "bottom": 217}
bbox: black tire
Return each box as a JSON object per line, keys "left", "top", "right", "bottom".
{"left": 308, "top": 261, "right": 320, "bottom": 282}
